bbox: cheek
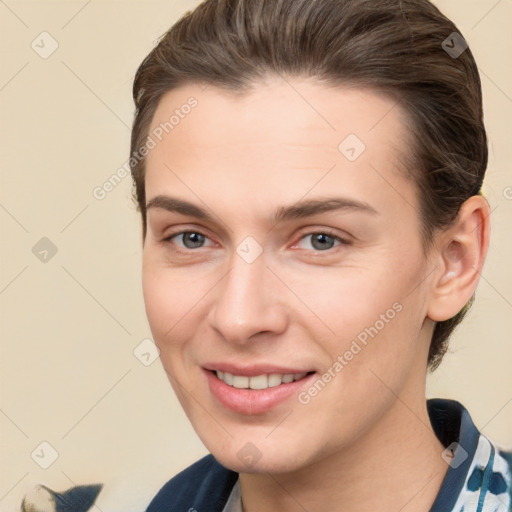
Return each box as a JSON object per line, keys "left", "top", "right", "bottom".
{"left": 291, "top": 268, "right": 403, "bottom": 335}
{"left": 142, "top": 269, "right": 170, "bottom": 338}
{"left": 141, "top": 262, "right": 212, "bottom": 377}
{"left": 141, "top": 264, "right": 191, "bottom": 347}
{"left": 289, "top": 259, "right": 425, "bottom": 373}
{"left": 142, "top": 267, "right": 201, "bottom": 402}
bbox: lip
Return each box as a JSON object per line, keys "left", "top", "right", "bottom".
{"left": 203, "top": 368, "right": 317, "bottom": 415}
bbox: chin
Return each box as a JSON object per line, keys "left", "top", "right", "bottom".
{"left": 212, "top": 449, "right": 305, "bottom": 475}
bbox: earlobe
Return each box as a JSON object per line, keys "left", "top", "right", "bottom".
{"left": 427, "top": 195, "right": 491, "bottom": 322}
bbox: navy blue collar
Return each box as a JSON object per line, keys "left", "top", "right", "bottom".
{"left": 427, "top": 398, "right": 483, "bottom": 511}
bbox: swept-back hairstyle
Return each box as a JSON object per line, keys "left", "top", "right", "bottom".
{"left": 130, "top": 0, "right": 487, "bottom": 372}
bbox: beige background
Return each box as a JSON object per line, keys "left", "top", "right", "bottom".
{"left": 0, "top": 1, "right": 511, "bottom": 511}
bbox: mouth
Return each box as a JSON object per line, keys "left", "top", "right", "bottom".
{"left": 203, "top": 368, "right": 317, "bottom": 415}
{"left": 212, "top": 370, "right": 315, "bottom": 390}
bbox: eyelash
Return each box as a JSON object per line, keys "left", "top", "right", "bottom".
{"left": 162, "top": 229, "right": 351, "bottom": 253}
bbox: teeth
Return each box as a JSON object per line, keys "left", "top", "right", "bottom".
{"left": 232, "top": 375, "right": 249, "bottom": 389}
{"left": 215, "top": 371, "right": 308, "bottom": 389}
{"left": 268, "top": 373, "right": 283, "bottom": 387}
{"left": 249, "top": 374, "right": 267, "bottom": 390}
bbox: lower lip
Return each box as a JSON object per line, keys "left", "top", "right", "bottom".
{"left": 204, "top": 369, "right": 316, "bottom": 415}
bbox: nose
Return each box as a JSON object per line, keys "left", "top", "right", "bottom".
{"left": 207, "top": 250, "right": 288, "bottom": 345}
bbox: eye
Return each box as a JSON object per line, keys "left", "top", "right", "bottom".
{"left": 296, "top": 231, "right": 349, "bottom": 251}
{"left": 163, "top": 231, "right": 214, "bottom": 250}
{"left": 162, "top": 229, "right": 349, "bottom": 253}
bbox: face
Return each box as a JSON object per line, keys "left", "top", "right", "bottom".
{"left": 142, "top": 76, "right": 436, "bottom": 474}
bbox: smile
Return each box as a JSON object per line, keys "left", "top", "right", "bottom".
{"left": 205, "top": 369, "right": 317, "bottom": 415}
{"left": 215, "top": 370, "right": 310, "bottom": 389}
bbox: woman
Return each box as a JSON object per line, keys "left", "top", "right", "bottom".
{"left": 129, "top": 0, "right": 512, "bottom": 510}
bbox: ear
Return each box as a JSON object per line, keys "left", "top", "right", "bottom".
{"left": 427, "top": 195, "right": 491, "bottom": 322}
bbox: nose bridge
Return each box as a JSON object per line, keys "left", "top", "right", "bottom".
{"left": 209, "top": 247, "right": 286, "bottom": 343}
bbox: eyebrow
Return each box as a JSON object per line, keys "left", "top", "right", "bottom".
{"left": 145, "top": 194, "right": 378, "bottom": 225}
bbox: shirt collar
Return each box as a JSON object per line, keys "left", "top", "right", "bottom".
{"left": 428, "top": 397, "right": 492, "bottom": 511}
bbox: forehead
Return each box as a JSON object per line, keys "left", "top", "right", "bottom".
{"left": 144, "top": 77, "right": 416, "bottom": 217}
{"left": 148, "top": 77, "right": 409, "bottom": 155}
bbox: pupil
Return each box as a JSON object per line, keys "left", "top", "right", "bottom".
{"left": 184, "top": 232, "right": 204, "bottom": 248}
{"left": 313, "top": 233, "right": 334, "bottom": 250}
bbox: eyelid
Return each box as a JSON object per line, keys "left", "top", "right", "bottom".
{"left": 162, "top": 226, "right": 352, "bottom": 252}
{"left": 291, "top": 228, "right": 352, "bottom": 250}
{"left": 162, "top": 229, "right": 216, "bottom": 248}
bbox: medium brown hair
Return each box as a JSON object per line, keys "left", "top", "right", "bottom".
{"left": 130, "top": 0, "right": 487, "bottom": 372}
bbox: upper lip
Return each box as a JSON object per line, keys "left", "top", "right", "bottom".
{"left": 203, "top": 363, "right": 315, "bottom": 377}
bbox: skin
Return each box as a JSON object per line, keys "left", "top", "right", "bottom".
{"left": 141, "top": 76, "right": 490, "bottom": 512}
